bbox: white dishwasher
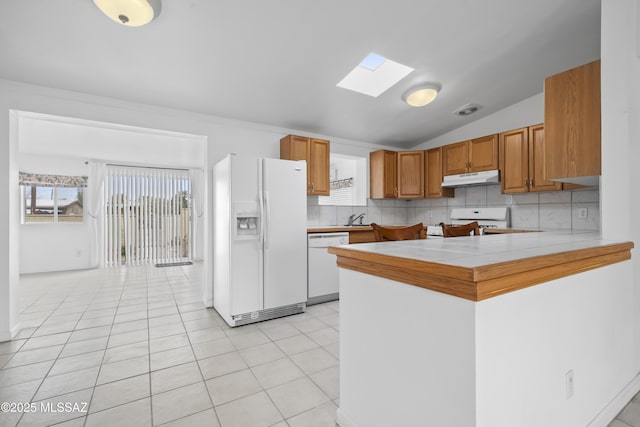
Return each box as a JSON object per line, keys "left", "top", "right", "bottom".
{"left": 307, "top": 232, "right": 349, "bottom": 305}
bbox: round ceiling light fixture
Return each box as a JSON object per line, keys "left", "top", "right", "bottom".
{"left": 402, "top": 83, "right": 441, "bottom": 107}
{"left": 93, "top": 0, "right": 161, "bottom": 27}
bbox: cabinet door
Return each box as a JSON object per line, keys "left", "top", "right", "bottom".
{"left": 370, "top": 150, "right": 397, "bottom": 199}
{"left": 442, "top": 141, "right": 469, "bottom": 175}
{"left": 397, "top": 151, "right": 424, "bottom": 198}
{"left": 499, "top": 128, "right": 529, "bottom": 194}
{"left": 544, "top": 60, "right": 601, "bottom": 179}
{"left": 469, "top": 134, "right": 499, "bottom": 172}
{"left": 309, "top": 138, "right": 330, "bottom": 195}
{"left": 282, "top": 135, "right": 309, "bottom": 161}
{"left": 425, "top": 147, "right": 454, "bottom": 198}
{"left": 281, "top": 135, "right": 311, "bottom": 191}
{"left": 528, "top": 124, "right": 562, "bottom": 192}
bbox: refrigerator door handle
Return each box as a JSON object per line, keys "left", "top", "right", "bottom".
{"left": 264, "top": 191, "right": 270, "bottom": 249}
{"left": 258, "top": 189, "right": 265, "bottom": 246}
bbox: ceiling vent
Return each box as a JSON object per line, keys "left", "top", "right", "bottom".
{"left": 453, "top": 103, "right": 481, "bottom": 116}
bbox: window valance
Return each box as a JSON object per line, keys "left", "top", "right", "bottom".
{"left": 19, "top": 172, "right": 88, "bottom": 188}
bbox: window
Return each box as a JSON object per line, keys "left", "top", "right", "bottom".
{"left": 318, "top": 154, "right": 367, "bottom": 206}
{"left": 23, "top": 186, "right": 84, "bottom": 223}
{"left": 20, "top": 172, "right": 86, "bottom": 224}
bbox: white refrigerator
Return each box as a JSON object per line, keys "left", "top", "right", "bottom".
{"left": 213, "top": 154, "right": 308, "bottom": 327}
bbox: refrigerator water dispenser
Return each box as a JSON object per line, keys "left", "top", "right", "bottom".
{"left": 236, "top": 215, "right": 259, "bottom": 238}
{"left": 233, "top": 202, "right": 260, "bottom": 240}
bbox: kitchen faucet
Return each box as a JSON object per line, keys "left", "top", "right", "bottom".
{"left": 347, "top": 213, "right": 366, "bottom": 226}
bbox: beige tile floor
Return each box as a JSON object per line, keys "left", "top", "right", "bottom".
{"left": 1, "top": 263, "right": 339, "bottom": 427}
{"left": 1, "top": 263, "right": 638, "bottom": 427}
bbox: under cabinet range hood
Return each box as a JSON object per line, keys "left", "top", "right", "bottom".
{"left": 442, "top": 169, "right": 500, "bottom": 187}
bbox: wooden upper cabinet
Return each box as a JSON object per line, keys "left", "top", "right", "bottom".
{"left": 370, "top": 150, "right": 397, "bottom": 199}
{"left": 280, "top": 135, "right": 330, "bottom": 196}
{"left": 499, "top": 128, "right": 529, "bottom": 194}
{"left": 397, "top": 151, "right": 424, "bottom": 199}
{"left": 468, "top": 134, "right": 499, "bottom": 172}
{"left": 308, "top": 138, "right": 330, "bottom": 195}
{"left": 499, "top": 125, "right": 562, "bottom": 194}
{"left": 425, "top": 147, "right": 454, "bottom": 198}
{"left": 442, "top": 141, "right": 469, "bottom": 176}
{"left": 544, "top": 60, "right": 601, "bottom": 180}
{"left": 528, "top": 124, "right": 562, "bottom": 192}
{"left": 443, "top": 135, "right": 498, "bottom": 176}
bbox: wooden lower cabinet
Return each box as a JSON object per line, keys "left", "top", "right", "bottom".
{"left": 348, "top": 230, "right": 377, "bottom": 244}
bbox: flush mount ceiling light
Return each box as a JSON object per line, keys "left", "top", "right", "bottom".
{"left": 402, "top": 84, "right": 441, "bottom": 107}
{"left": 93, "top": 0, "right": 161, "bottom": 27}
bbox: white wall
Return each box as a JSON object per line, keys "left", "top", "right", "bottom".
{"left": 600, "top": 0, "right": 640, "bottom": 402}
{"left": 19, "top": 153, "right": 92, "bottom": 274}
{"left": 338, "top": 260, "right": 637, "bottom": 427}
{"left": 476, "top": 261, "right": 636, "bottom": 427}
{"left": 338, "top": 268, "right": 477, "bottom": 427}
{"left": 0, "top": 78, "right": 391, "bottom": 339}
{"left": 18, "top": 113, "right": 205, "bottom": 169}
{"left": 17, "top": 114, "right": 208, "bottom": 274}
{"left": 0, "top": 109, "right": 20, "bottom": 341}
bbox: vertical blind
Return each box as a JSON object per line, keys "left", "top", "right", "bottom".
{"left": 104, "top": 166, "right": 192, "bottom": 267}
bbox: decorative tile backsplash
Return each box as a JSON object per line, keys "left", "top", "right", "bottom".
{"left": 307, "top": 184, "right": 600, "bottom": 231}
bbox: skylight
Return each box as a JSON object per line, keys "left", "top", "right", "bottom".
{"left": 337, "top": 53, "right": 414, "bottom": 97}
{"left": 358, "top": 53, "right": 386, "bottom": 71}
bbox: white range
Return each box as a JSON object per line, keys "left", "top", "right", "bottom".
{"left": 426, "top": 207, "right": 510, "bottom": 237}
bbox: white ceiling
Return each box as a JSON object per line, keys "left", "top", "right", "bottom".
{"left": 0, "top": 0, "right": 601, "bottom": 149}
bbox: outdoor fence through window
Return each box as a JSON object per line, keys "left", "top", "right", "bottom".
{"left": 104, "top": 166, "right": 192, "bottom": 267}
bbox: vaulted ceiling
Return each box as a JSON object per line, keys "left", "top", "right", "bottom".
{"left": 0, "top": 0, "right": 601, "bottom": 148}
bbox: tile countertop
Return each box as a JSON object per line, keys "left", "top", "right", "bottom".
{"left": 307, "top": 226, "right": 373, "bottom": 233}
{"left": 328, "top": 231, "right": 633, "bottom": 301}
{"left": 307, "top": 225, "right": 541, "bottom": 234}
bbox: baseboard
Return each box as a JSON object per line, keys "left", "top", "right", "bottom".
{"left": 11, "top": 322, "right": 22, "bottom": 339}
{"left": 335, "top": 376, "right": 640, "bottom": 427}
{"left": 0, "top": 321, "right": 23, "bottom": 343}
{"left": 588, "top": 372, "right": 640, "bottom": 427}
{"left": 336, "top": 407, "right": 357, "bottom": 427}
{"left": 307, "top": 293, "right": 339, "bottom": 306}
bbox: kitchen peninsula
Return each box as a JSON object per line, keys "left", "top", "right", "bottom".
{"left": 329, "top": 232, "right": 635, "bottom": 427}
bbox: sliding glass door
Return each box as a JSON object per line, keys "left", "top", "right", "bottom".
{"left": 104, "top": 166, "right": 192, "bottom": 266}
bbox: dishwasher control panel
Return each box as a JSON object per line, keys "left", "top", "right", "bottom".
{"left": 308, "top": 232, "right": 349, "bottom": 247}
